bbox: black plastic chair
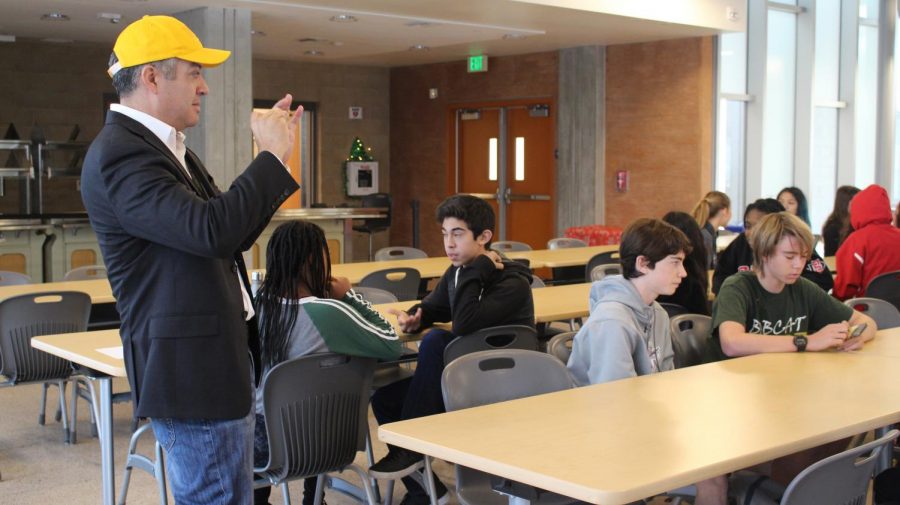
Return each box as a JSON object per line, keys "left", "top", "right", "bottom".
{"left": 353, "top": 193, "right": 392, "bottom": 261}
{"left": 546, "top": 331, "right": 576, "bottom": 364}
{"left": 359, "top": 267, "right": 421, "bottom": 302}
{"left": 0, "top": 291, "right": 91, "bottom": 443}
{"left": 844, "top": 297, "right": 900, "bottom": 329}
{"left": 585, "top": 251, "right": 621, "bottom": 282}
{"left": 441, "top": 349, "right": 577, "bottom": 505}
{"left": 254, "top": 353, "right": 379, "bottom": 504}
{"left": 443, "top": 325, "right": 539, "bottom": 366}
{"left": 659, "top": 302, "right": 689, "bottom": 318}
{"left": 353, "top": 286, "right": 399, "bottom": 304}
{"left": 374, "top": 247, "right": 427, "bottom": 261}
{"left": 865, "top": 269, "right": 900, "bottom": 312}
{"left": 668, "top": 314, "right": 711, "bottom": 369}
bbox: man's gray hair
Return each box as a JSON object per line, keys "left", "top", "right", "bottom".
{"left": 108, "top": 53, "right": 178, "bottom": 97}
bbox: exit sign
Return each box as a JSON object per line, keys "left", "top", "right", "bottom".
{"left": 468, "top": 55, "right": 488, "bottom": 73}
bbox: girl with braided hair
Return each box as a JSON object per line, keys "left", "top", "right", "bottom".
{"left": 253, "top": 220, "right": 401, "bottom": 505}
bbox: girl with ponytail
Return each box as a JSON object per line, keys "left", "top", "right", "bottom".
{"left": 691, "top": 191, "right": 732, "bottom": 269}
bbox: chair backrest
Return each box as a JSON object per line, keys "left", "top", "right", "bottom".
{"left": 374, "top": 246, "right": 427, "bottom": 261}
{"left": 0, "top": 270, "right": 31, "bottom": 286}
{"left": 490, "top": 241, "right": 532, "bottom": 253}
{"left": 589, "top": 263, "right": 623, "bottom": 282}
{"left": 0, "top": 291, "right": 91, "bottom": 383}
{"left": 440, "top": 348, "right": 574, "bottom": 505}
{"left": 443, "top": 325, "right": 538, "bottom": 366}
{"left": 780, "top": 429, "right": 899, "bottom": 505}
{"left": 352, "top": 286, "right": 399, "bottom": 305}
{"left": 865, "top": 270, "right": 900, "bottom": 311}
{"left": 530, "top": 275, "right": 546, "bottom": 289}
{"left": 547, "top": 238, "right": 587, "bottom": 250}
{"left": 442, "top": 348, "right": 574, "bottom": 412}
{"left": 546, "top": 331, "right": 576, "bottom": 364}
{"left": 659, "top": 302, "right": 689, "bottom": 318}
{"left": 64, "top": 265, "right": 108, "bottom": 281}
{"left": 257, "top": 353, "right": 375, "bottom": 483}
{"left": 354, "top": 193, "right": 392, "bottom": 232}
{"left": 668, "top": 314, "right": 712, "bottom": 369}
{"left": 585, "top": 251, "right": 620, "bottom": 281}
{"left": 844, "top": 297, "right": 900, "bottom": 329}
{"left": 359, "top": 267, "right": 421, "bottom": 302}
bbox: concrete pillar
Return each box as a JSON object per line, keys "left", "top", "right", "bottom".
{"left": 176, "top": 7, "right": 252, "bottom": 187}
{"left": 557, "top": 45, "right": 606, "bottom": 234}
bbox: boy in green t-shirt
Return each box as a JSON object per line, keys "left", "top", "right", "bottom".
{"left": 711, "top": 212, "right": 876, "bottom": 360}
{"left": 711, "top": 211, "right": 877, "bottom": 488}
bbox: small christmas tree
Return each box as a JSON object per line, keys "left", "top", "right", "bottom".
{"left": 347, "top": 136, "right": 374, "bottom": 161}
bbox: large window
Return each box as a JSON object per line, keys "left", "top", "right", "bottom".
{"left": 716, "top": 0, "right": 899, "bottom": 235}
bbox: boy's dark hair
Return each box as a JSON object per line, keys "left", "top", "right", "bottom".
{"left": 436, "top": 194, "right": 495, "bottom": 245}
{"left": 743, "top": 198, "right": 785, "bottom": 229}
{"left": 620, "top": 218, "right": 692, "bottom": 279}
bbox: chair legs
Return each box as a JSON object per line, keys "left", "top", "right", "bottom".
{"left": 70, "top": 377, "right": 99, "bottom": 444}
{"left": 38, "top": 380, "right": 71, "bottom": 442}
{"left": 117, "top": 421, "right": 168, "bottom": 505}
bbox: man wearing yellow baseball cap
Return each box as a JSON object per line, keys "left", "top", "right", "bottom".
{"left": 81, "top": 15, "right": 300, "bottom": 504}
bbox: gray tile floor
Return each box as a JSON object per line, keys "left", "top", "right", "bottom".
{"left": 0, "top": 377, "right": 459, "bottom": 504}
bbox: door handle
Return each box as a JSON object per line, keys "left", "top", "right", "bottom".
{"left": 506, "top": 192, "right": 551, "bottom": 201}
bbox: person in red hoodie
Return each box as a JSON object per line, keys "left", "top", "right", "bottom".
{"left": 833, "top": 184, "right": 900, "bottom": 299}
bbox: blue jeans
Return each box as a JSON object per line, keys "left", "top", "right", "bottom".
{"left": 151, "top": 409, "right": 255, "bottom": 505}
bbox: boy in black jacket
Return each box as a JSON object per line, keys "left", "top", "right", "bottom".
{"left": 370, "top": 194, "right": 535, "bottom": 505}
{"left": 713, "top": 198, "right": 833, "bottom": 294}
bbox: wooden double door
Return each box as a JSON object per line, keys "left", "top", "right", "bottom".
{"left": 450, "top": 100, "right": 556, "bottom": 248}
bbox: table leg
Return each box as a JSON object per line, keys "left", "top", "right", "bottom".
{"left": 99, "top": 376, "right": 115, "bottom": 505}
{"left": 875, "top": 426, "right": 893, "bottom": 474}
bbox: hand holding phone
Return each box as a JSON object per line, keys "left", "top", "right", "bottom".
{"left": 848, "top": 323, "right": 867, "bottom": 338}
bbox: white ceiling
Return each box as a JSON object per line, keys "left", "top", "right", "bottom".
{"left": 0, "top": 0, "right": 746, "bottom": 66}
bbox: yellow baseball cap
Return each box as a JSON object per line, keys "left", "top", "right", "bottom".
{"left": 108, "top": 15, "right": 231, "bottom": 77}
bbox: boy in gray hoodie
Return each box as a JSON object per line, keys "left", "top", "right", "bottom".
{"left": 567, "top": 218, "right": 727, "bottom": 505}
{"left": 568, "top": 218, "right": 686, "bottom": 384}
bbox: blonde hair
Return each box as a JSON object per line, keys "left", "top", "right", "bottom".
{"left": 691, "top": 191, "right": 731, "bottom": 227}
{"left": 749, "top": 212, "right": 814, "bottom": 273}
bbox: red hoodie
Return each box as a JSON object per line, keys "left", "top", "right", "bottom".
{"left": 833, "top": 184, "right": 900, "bottom": 299}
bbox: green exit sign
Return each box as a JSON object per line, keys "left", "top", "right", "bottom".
{"left": 468, "top": 55, "right": 488, "bottom": 73}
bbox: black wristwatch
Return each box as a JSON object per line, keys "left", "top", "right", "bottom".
{"left": 793, "top": 335, "right": 808, "bottom": 352}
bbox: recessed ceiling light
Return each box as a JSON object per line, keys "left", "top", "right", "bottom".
{"left": 251, "top": 30, "right": 266, "bottom": 36}
{"left": 304, "top": 50, "right": 324, "bottom": 56}
{"left": 502, "top": 33, "right": 527, "bottom": 40}
{"left": 409, "top": 45, "right": 430, "bottom": 51}
{"left": 98, "top": 12, "right": 122, "bottom": 24}
{"left": 41, "top": 13, "right": 70, "bottom": 21}
{"left": 329, "top": 14, "right": 357, "bottom": 23}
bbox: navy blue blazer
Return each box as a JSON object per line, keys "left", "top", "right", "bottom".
{"left": 81, "top": 111, "right": 298, "bottom": 419}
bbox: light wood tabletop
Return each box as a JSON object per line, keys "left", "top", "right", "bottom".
{"left": 379, "top": 335, "right": 900, "bottom": 504}
{"left": 373, "top": 283, "right": 591, "bottom": 336}
{"left": 509, "top": 245, "right": 618, "bottom": 268}
{"left": 328, "top": 245, "right": 620, "bottom": 284}
{"left": 825, "top": 255, "right": 836, "bottom": 272}
{"left": 31, "top": 329, "right": 125, "bottom": 377}
{"left": 332, "top": 257, "right": 454, "bottom": 284}
{"left": 0, "top": 278, "right": 114, "bottom": 304}
{"left": 848, "top": 326, "right": 900, "bottom": 358}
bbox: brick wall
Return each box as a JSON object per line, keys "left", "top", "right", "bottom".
{"left": 253, "top": 60, "right": 390, "bottom": 260}
{"left": 604, "top": 37, "right": 714, "bottom": 227}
